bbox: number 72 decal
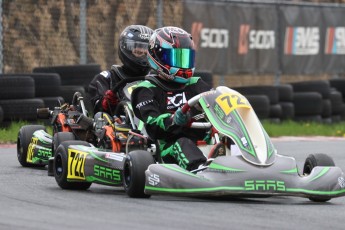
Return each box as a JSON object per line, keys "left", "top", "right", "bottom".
{"left": 215, "top": 92, "right": 251, "bottom": 115}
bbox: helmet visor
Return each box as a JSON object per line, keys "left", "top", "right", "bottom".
{"left": 160, "top": 48, "right": 195, "bottom": 69}
{"left": 121, "top": 40, "right": 149, "bottom": 58}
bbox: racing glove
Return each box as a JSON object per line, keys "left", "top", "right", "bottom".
{"left": 172, "top": 108, "right": 190, "bottom": 126}
{"left": 101, "top": 90, "right": 119, "bottom": 111}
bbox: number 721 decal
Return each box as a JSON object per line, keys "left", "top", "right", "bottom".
{"left": 215, "top": 92, "right": 251, "bottom": 115}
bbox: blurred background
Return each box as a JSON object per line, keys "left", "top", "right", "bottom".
{"left": 1, "top": 0, "right": 345, "bottom": 124}
{"left": 2, "top": 0, "right": 345, "bottom": 86}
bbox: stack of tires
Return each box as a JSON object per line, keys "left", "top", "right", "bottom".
{"left": 276, "top": 84, "right": 295, "bottom": 120}
{"left": 32, "top": 64, "right": 102, "bottom": 115}
{"left": 0, "top": 76, "right": 45, "bottom": 124}
{"left": 233, "top": 85, "right": 281, "bottom": 122}
{"left": 1, "top": 73, "right": 65, "bottom": 109}
{"left": 329, "top": 79, "right": 345, "bottom": 121}
{"left": 290, "top": 80, "right": 332, "bottom": 123}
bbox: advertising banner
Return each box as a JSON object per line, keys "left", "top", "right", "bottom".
{"left": 228, "top": 4, "right": 278, "bottom": 74}
{"left": 280, "top": 6, "right": 323, "bottom": 74}
{"left": 183, "top": 2, "right": 231, "bottom": 74}
{"left": 322, "top": 7, "right": 345, "bottom": 74}
{"left": 183, "top": 1, "right": 345, "bottom": 75}
{"left": 183, "top": 2, "right": 278, "bottom": 74}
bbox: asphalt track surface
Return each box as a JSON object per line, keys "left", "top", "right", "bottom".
{"left": 0, "top": 138, "right": 344, "bottom": 230}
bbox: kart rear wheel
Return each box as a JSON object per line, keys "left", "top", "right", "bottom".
{"left": 303, "top": 153, "right": 335, "bottom": 202}
{"left": 54, "top": 141, "right": 92, "bottom": 190}
{"left": 17, "top": 125, "right": 46, "bottom": 167}
{"left": 123, "top": 150, "right": 155, "bottom": 198}
{"left": 53, "top": 132, "right": 76, "bottom": 156}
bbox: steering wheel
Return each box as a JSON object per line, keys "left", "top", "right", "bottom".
{"left": 180, "top": 93, "right": 211, "bottom": 129}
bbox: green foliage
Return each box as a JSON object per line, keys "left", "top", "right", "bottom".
{"left": 262, "top": 120, "right": 345, "bottom": 137}
{"left": 1, "top": 120, "right": 345, "bottom": 144}
{"left": 0, "top": 121, "right": 52, "bottom": 144}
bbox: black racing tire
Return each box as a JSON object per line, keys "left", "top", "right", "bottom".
{"left": 279, "top": 102, "right": 295, "bottom": 120}
{"left": 329, "top": 89, "right": 344, "bottom": 115}
{"left": 1, "top": 73, "right": 61, "bottom": 97}
{"left": 246, "top": 95, "right": 270, "bottom": 119}
{"left": 123, "top": 150, "right": 155, "bottom": 198}
{"left": 39, "top": 97, "right": 65, "bottom": 110}
{"left": 276, "top": 84, "right": 293, "bottom": 102}
{"left": 269, "top": 104, "right": 282, "bottom": 119}
{"left": 290, "top": 80, "right": 331, "bottom": 99}
{"left": 234, "top": 86, "right": 279, "bottom": 104}
{"left": 59, "top": 85, "right": 86, "bottom": 104}
{"left": 17, "top": 125, "right": 46, "bottom": 167}
{"left": 0, "top": 106, "right": 3, "bottom": 124}
{"left": 33, "top": 64, "right": 101, "bottom": 89}
{"left": 303, "top": 153, "right": 335, "bottom": 202}
{"left": 329, "top": 79, "right": 345, "bottom": 98}
{"left": 293, "top": 115, "right": 322, "bottom": 123}
{"left": 0, "top": 76, "right": 35, "bottom": 99}
{"left": 54, "top": 140, "right": 92, "bottom": 190}
{"left": 53, "top": 132, "right": 76, "bottom": 156}
{"left": 0, "top": 98, "right": 45, "bottom": 121}
{"left": 292, "top": 92, "right": 322, "bottom": 116}
{"left": 321, "top": 99, "right": 332, "bottom": 118}
{"left": 194, "top": 71, "right": 213, "bottom": 88}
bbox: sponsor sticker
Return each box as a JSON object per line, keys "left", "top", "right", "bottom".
{"left": 105, "top": 153, "right": 125, "bottom": 161}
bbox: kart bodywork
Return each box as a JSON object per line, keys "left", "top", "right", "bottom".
{"left": 143, "top": 86, "right": 345, "bottom": 201}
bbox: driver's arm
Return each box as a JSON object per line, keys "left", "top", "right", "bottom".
{"left": 131, "top": 86, "right": 183, "bottom": 140}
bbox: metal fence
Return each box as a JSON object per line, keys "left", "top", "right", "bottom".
{"left": 0, "top": 0, "right": 183, "bottom": 74}
{"left": 1, "top": 0, "right": 345, "bottom": 84}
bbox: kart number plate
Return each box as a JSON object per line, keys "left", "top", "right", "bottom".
{"left": 215, "top": 92, "right": 250, "bottom": 115}
{"left": 67, "top": 149, "right": 88, "bottom": 180}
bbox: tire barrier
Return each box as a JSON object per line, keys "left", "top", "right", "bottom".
{"left": 1, "top": 73, "right": 61, "bottom": 97}
{"left": 290, "top": 80, "right": 331, "bottom": 99}
{"left": 0, "top": 76, "right": 35, "bottom": 99}
{"left": 194, "top": 71, "right": 213, "bottom": 88}
{"left": 0, "top": 106, "right": 3, "bottom": 123}
{"left": 33, "top": 64, "right": 101, "bottom": 91}
{"left": 245, "top": 95, "right": 270, "bottom": 119}
{"left": 0, "top": 98, "right": 45, "bottom": 121}
{"left": 293, "top": 92, "right": 323, "bottom": 120}
{"left": 234, "top": 85, "right": 281, "bottom": 122}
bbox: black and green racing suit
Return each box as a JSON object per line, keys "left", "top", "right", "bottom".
{"left": 131, "top": 76, "right": 211, "bottom": 171}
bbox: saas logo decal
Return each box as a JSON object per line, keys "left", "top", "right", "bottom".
{"left": 148, "top": 174, "right": 160, "bottom": 186}
{"left": 191, "top": 22, "right": 229, "bottom": 50}
{"left": 338, "top": 177, "right": 345, "bottom": 188}
{"left": 325, "top": 27, "right": 345, "bottom": 55}
{"left": 284, "top": 27, "right": 320, "bottom": 55}
{"left": 238, "top": 24, "right": 275, "bottom": 55}
{"left": 67, "top": 150, "right": 88, "bottom": 180}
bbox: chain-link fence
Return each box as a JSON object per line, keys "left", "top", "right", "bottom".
{"left": 2, "top": 0, "right": 345, "bottom": 82}
{"left": 1, "top": 0, "right": 184, "bottom": 73}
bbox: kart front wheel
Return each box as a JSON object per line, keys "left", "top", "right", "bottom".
{"left": 123, "top": 150, "right": 155, "bottom": 198}
{"left": 54, "top": 141, "right": 92, "bottom": 190}
{"left": 53, "top": 132, "right": 76, "bottom": 156}
{"left": 17, "top": 125, "right": 46, "bottom": 167}
{"left": 303, "top": 153, "right": 335, "bottom": 202}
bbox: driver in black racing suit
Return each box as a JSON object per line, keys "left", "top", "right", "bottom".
{"left": 88, "top": 25, "right": 153, "bottom": 114}
{"left": 131, "top": 26, "right": 212, "bottom": 171}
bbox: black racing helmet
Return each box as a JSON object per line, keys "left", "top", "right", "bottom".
{"left": 118, "top": 25, "right": 153, "bottom": 76}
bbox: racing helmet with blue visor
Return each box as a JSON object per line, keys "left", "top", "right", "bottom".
{"left": 147, "top": 26, "right": 196, "bottom": 84}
